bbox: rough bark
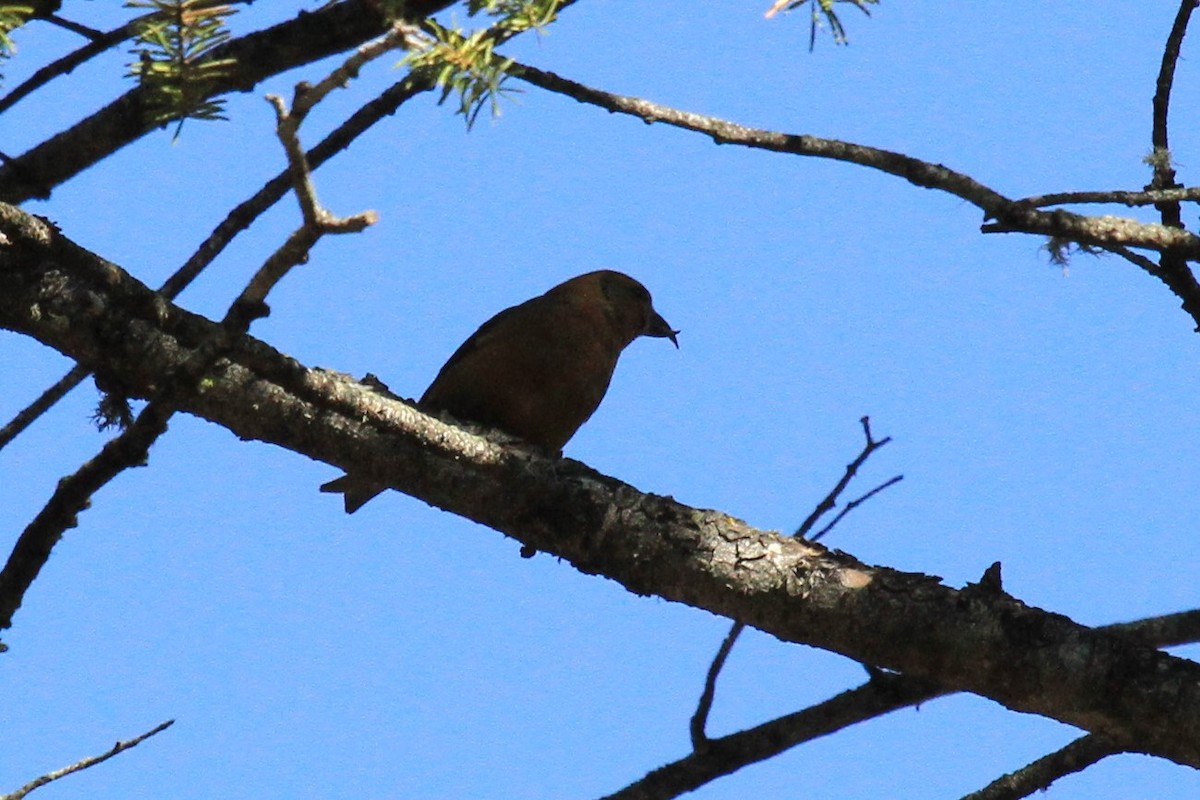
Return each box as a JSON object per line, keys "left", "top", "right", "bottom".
{"left": 3, "top": 202, "right": 1199, "bottom": 767}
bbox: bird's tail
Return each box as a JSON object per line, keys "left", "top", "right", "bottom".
{"left": 319, "top": 474, "right": 385, "bottom": 514}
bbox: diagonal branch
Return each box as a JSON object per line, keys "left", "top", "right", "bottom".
{"left": 628, "top": 607, "right": 1200, "bottom": 800}
{"left": 0, "top": 36, "right": 382, "bottom": 631}
{"left": 800, "top": 416, "right": 900, "bottom": 540}
{"left": 611, "top": 673, "right": 945, "bottom": 800}
{"left": 505, "top": 59, "right": 1200, "bottom": 329}
{"left": 689, "top": 619, "right": 744, "bottom": 749}
{"left": 6, "top": 207, "right": 1200, "bottom": 766}
{"left": 959, "top": 734, "right": 1122, "bottom": 800}
{"left": 505, "top": 61, "right": 1200, "bottom": 258}
{"left": 0, "top": 20, "right": 138, "bottom": 116}
{"left": 0, "top": 719, "right": 174, "bottom": 800}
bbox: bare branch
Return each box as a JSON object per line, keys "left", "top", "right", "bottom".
{"left": 1104, "top": 608, "right": 1200, "bottom": 648}
{"left": 795, "top": 415, "right": 894, "bottom": 540}
{"left": 0, "top": 388, "right": 179, "bottom": 632}
{"left": 959, "top": 734, "right": 1122, "bottom": 800}
{"left": 0, "top": 21, "right": 136, "bottom": 115}
{"left": 608, "top": 674, "right": 945, "bottom": 800}
{"left": 8, "top": 211, "right": 1200, "bottom": 766}
{"left": 689, "top": 620, "right": 745, "bottom": 749}
{"left": 811, "top": 473, "right": 903, "bottom": 541}
{"left": 506, "top": 60, "right": 1200, "bottom": 261}
{"left": 0, "top": 364, "right": 89, "bottom": 452}
{"left": 1018, "top": 186, "right": 1200, "bottom": 208}
{"left": 1150, "top": 0, "right": 1197, "bottom": 197}
{"left": 1, "top": 720, "right": 174, "bottom": 800}
{"left": 632, "top": 606, "right": 1200, "bottom": 800}
{"left": 42, "top": 14, "right": 106, "bottom": 41}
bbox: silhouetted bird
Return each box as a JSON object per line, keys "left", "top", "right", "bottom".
{"left": 321, "top": 270, "right": 678, "bottom": 513}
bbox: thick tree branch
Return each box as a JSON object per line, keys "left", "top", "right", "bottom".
{"left": 4, "top": 205, "right": 1200, "bottom": 767}
{"left": 634, "top": 607, "right": 1200, "bottom": 800}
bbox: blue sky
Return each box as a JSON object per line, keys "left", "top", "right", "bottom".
{"left": 3, "top": 2, "right": 1199, "bottom": 797}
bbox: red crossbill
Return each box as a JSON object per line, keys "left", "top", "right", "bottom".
{"left": 321, "top": 270, "right": 678, "bottom": 513}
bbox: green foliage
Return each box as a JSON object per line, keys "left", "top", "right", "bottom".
{"left": 402, "top": 0, "right": 561, "bottom": 128}
{"left": 125, "top": 0, "right": 238, "bottom": 138}
{"left": 768, "top": 0, "right": 880, "bottom": 49}
{"left": 0, "top": 4, "right": 35, "bottom": 77}
{"left": 465, "top": 0, "right": 560, "bottom": 32}
{"left": 403, "top": 22, "right": 517, "bottom": 128}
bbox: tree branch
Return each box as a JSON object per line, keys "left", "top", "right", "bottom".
{"left": 0, "top": 19, "right": 384, "bottom": 628}
{"left": 504, "top": 58, "right": 1200, "bottom": 330}
{"left": 625, "top": 606, "right": 1200, "bottom": 800}
{"left": 610, "top": 673, "right": 945, "bottom": 800}
{"left": 0, "top": 719, "right": 174, "bottom": 800}
{"left": 1150, "top": 0, "right": 1196, "bottom": 196}
{"left": 5, "top": 205, "right": 1200, "bottom": 767}
{"left": 0, "top": 20, "right": 137, "bottom": 116}
{"left": 689, "top": 620, "right": 744, "bottom": 749}
{"left": 0, "top": 0, "right": 461, "bottom": 203}
{"left": 1017, "top": 186, "right": 1200, "bottom": 208}
{"left": 959, "top": 734, "right": 1122, "bottom": 800}
{"left": 505, "top": 60, "right": 1200, "bottom": 259}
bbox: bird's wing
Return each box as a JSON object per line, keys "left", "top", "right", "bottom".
{"left": 420, "top": 300, "right": 534, "bottom": 402}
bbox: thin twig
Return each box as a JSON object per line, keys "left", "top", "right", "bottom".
{"left": 0, "top": 365, "right": 90, "bottom": 450}
{"left": 0, "top": 719, "right": 175, "bottom": 800}
{"left": 689, "top": 620, "right": 745, "bottom": 749}
{"left": 1145, "top": 0, "right": 1198, "bottom": 341}
{"left": 795, "top": 416, "right": 895, "bottom": 539}
{"left": 0, "top": 398, "right": 174, "bottom": 631}
{"left": 0, "top": 0, "right": 252, "bottom": 116}
{"left": 811, "top": 474, "right": 903, "bottom": 541}
{"left": 0, "top": 23, "right": 135, "bottom": 116}
{"left": 690, "top": 417, "right": 898, "bottom": 746}
{"left": 1096, "top": 244, "right": 1167, "bottom": 278}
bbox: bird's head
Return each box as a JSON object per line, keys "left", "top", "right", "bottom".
{"left": 590, "top": 270, "right": 680, "bottom": 349}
